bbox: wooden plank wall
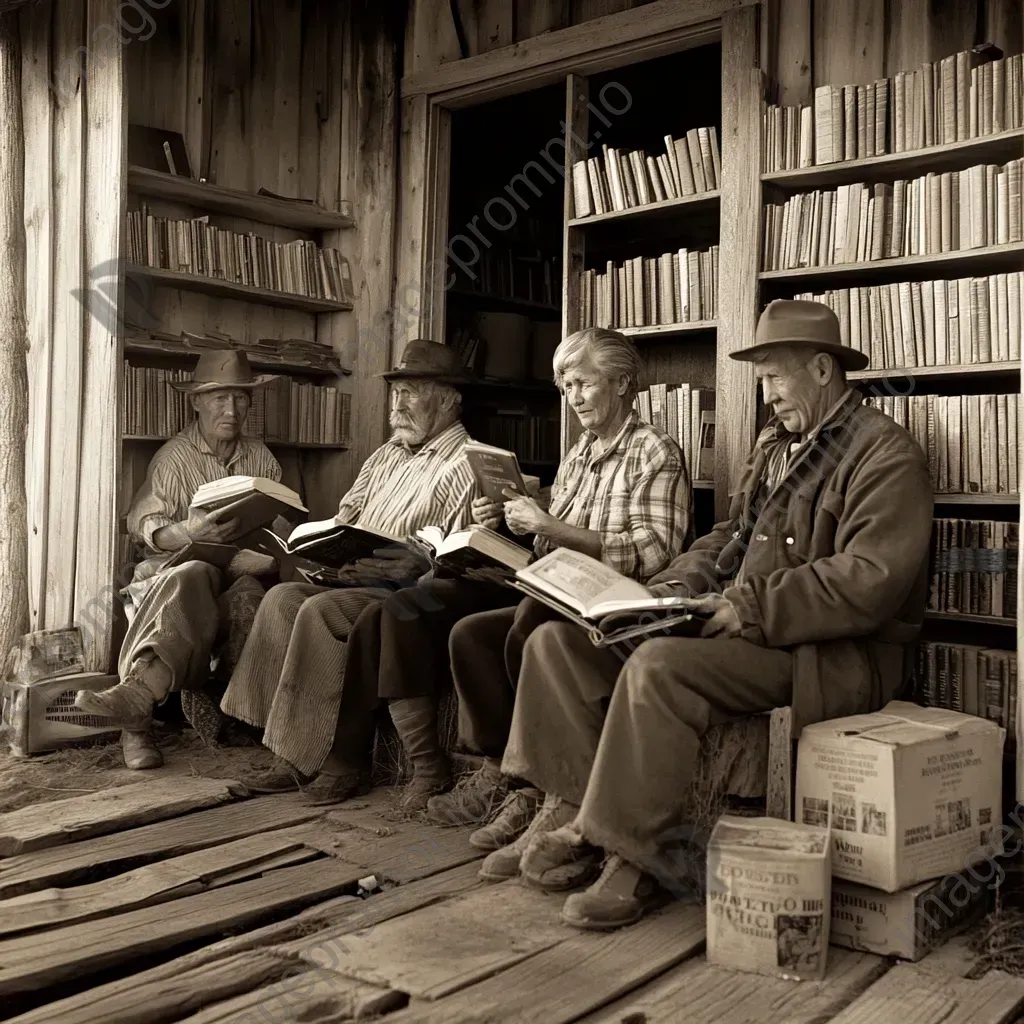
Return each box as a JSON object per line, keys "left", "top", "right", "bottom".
{"left": 19, "top": 0, "right": 400, "bottom": 669}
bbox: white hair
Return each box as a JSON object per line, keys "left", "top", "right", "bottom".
{"left": 552, "top": 327, "right": 643, "bottom": 399}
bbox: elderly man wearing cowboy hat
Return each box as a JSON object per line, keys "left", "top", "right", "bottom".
{"left": 219, "top": 339, "right": 482, "bottom": 805}
{"left": 482, "top": 299, "right": 934, "bottom": 932}
{"left": 75, "top": 350, "right": 285, "bottom": 769}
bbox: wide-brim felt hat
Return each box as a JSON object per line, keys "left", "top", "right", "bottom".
{"left": 169, "top": 350, "right": 278, "bottom": 393}
{"left": 729, "top": 299, "right": 869, "bottom": 372}
{"left": 378, "top": 339, "right": 474, "bottom": 385}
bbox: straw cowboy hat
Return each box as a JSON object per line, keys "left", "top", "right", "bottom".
{"left": 378, "top": 339, "right": 474, "bottom": 386}
{"left": 170, "top": 350, "right": 278, "bottom": 394}
{"left": 730, "top": 299, "right": 869, "bottom": 372}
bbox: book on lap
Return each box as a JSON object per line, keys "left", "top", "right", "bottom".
{"left": 511, "top": 548, "right": 703, "bottom": 647}
{"left": 412, "top": 524, "right": 533, "bottom": 577}
{"left": 246, "top": 518, "right": 404, "bottom": 570}
{"left": 190, "top": 476, "right": 308, "bottom": 541}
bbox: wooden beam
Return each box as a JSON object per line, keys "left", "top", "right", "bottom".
{"left": 812, "top": 0, "right": 885, "bottom": 88}
{"left": 775, "top": 0, "right": 811, "bottom": 105}
{"left": 0, "top": 9, "right": 30, "bottom": 664}
{"left": 401, "top": 0, "right": 752, "bottom": 104}
{"left": 716, "top": 7, "right": 761, "bottom": 519}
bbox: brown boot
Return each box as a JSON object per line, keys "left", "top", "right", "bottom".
{"left": 389, "top": 697, "right": 452, "bottom": 811}
{"left": 121, "top": 726, "right": 163, "bottom": 770}
{"left": 300, "top": 770, "right": 372, "bottom": 807}
{"left": 426, "top": 758, "right": 506, "bottom": 826}
{"left": 238, "top": 757, "right": 314, "bottom": 793}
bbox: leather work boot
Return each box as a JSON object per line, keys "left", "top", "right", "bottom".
{"left": 388, "top": 697, "right": 452, "bottom": 812}
{"left": 75, "top": 679, "right": 155, "bottom": 723}
{"left": 560, "top": 855, "right": 668, "bottom": 931}
{"left": 239, "top": 757, "right": 314, "bottom": 794}
{"left": 478, "top": 793, "right": 577, "bottom": 882}
{"left": 121, "top": 726, "right": 163, "bottom": 770}
{"left": 426, "top": 758, "right": 507, "bottom": 826}
{"left": 519, "top": 822, "right": 602, "bottom": 892}
{"left": 300, "top": 770, "right": 372, "bottom": 807}
{"left": 469, "top": 787, "right": 543, "bottom": 850}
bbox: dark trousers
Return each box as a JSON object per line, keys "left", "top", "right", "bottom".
{"left": 448, "top": 597, "right": 562, "bottom": 759}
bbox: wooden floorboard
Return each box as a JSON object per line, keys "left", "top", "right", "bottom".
{"left": 0, "top": 778, "right": 240, "bottom": 856}
{"left": 0, "top": 795, "right": 323, "bottom": 899}
{"left": 826, "top": 964, "right": 1024, "bottom": 1024}
{"left": 581, "top": 947, "right": 890, "bottom": 1023}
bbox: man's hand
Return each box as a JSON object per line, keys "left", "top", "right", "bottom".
{"left": 502, "top": 490, "right": 551, "bottom": 537}
{"left": 349, "top": 545, "right": 431, "bottom": 583}
{"left": 674, "top": 594, "right": 742, "bottom": 638}
{"left": 471, "top": 496, "right": 504, "bottom": 531}
{"left": 187, "top": 509, "right": 241, "bottom": 544}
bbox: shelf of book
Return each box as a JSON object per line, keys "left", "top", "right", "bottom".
{"left": 123, "top": 337, "right": 353, "bottom": 378}
{"left": 925, "top": 611, "right": 1016, "bottom": 628}
{"left": 762, "top": 127, "right": 1024, "bottom": 191}
{"left": 121, "top": 435, "right": 350, "bottom": 450}
{"left": 759, "top": 241, "right": 1024, "bottom": 290}
{"left": 467, "top": 379, "right": 558, "bottom": 394}
{"left": 933, "top": 493, "right": 1020, "bottom": 505}
{"left": 568, "top": 190, "right": 720, "bottom": 228}
{"left": 619, "top": 320, "right": 718, "bottom": 341}
{"left": 693, "top": 480, "right": 714, "bottom": 490}
{"left": 126, "top": 265, "right": 355, "bottom": 314}
{"left": 849, "top": 361, "right": 1020, "bottom": 382}
{"left": 127, "top": 166, "right": 355, "bottom": 232}
{"left": 447, "top": 289, "right": 560, "bottom": 319}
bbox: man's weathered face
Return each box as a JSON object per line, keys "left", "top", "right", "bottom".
{"left": 754, "top": 347, "right": 834, "bottom": 435}
{"left": 192, "top": 388, "right": 250, "bottom": 441}
{"left": 389, "top": 380, "right": 449, "bottom": 446}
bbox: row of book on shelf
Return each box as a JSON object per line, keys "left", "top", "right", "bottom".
{"left": 475, "top": 414, "right": 560, "bottom": 465}
{"left": 579, "top": 245, "right": 718, "bottom": 330}
{"left": 795, "top": 272, "right": 1022, "bottom": 368}
{"left": 120, "top": 362, "right": 351, "bottom": 445}
{"left": 929, "top": 518, "right": 1017, "bottom": 619}
{"left": 452, "top": 247, "right": 557, "bottom": 308}
{"left": 865, "top": 394, "right": 1017, "bottom": 495}
{"left": 916, "top": 642, "right": 1016, "bottom": 733}
{"left": 570, "top": 126, "right": 721, "bottom": 219}
{"left": 763, "top": 159, "right": 1024, "bottom": 272}
{"left": 633, "top": 384, "right": 715, "bottom": 483}
{"left": 764, "top": 48, "right": 1024, "bottom": 171}
{"left": 125, "top": 207, "right": 354, "bottom": 303}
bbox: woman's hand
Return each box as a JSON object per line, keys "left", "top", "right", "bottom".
{"left": 471, "top": 496, "right": 504, "bottom": 531}
{"left": 502, "top": 491, "right": 552, "bottom": 537}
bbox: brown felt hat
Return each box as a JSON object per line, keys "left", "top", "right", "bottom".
{"left": 378, "top": 339, "right": 474, "bottom": 385}
{"left": 169, "top": 350, "right": 278, "bottom": 394}
{"left": 730, "top": 299, "right": 869, "bottom": 372}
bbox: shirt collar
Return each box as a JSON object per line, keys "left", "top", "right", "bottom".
{"left": 763, "top": 388, "right": 860, "bottom": 451}
{"left": 575, "top": 410, "right": 639, "bottom": 464}
{"left": 184, "top": 420, "right": 248, "bottom": 467}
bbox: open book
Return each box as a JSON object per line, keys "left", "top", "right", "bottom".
{"left": 464, "top": 442, "right": 541, "bottom": 503}
{"left": 512, "top": 548, "right": 704, "bottom": 647}
{"left": 412, "top": 524, "right": 532, "bottom": 577}
{"left": 245, "top": 517, "right": 404, "bottom": 571}
{"left": 191, "top": 476, "right": 307, "bottom": 541}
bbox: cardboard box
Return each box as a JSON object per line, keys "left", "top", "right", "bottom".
{"left": 795, "top": 701, "right": 1004, "bottom": 892}
{"left": 830, "top": 874, "right": 990, "bottom": 961}
{"left": 706, "top": 815, "right": 831, "bottom": 980}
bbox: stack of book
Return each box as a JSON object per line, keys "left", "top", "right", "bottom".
{"left": 580, "top": 245, "right": 718, "bottom": 329}
{"left": 795, "top": 272, "right": 1023, "bottom": 368}
{"left": 763, "top": 48, "right": 1024, "bottom": 171}
{"left": 121, "top": 361, "right": 351, "bottom": 445}
{"left": 125, "top": 207, "right": 354, "bottom": 303}
{"left": 571, "top": 128, "right": 720, "bottom": 218}
{"left": 915, "top": 642, "right": 1016, "bottom": 729}
{"left": 929, "top": 518, "right": 1018, "bottom": 618}
{"left": 633, "top": 384, "right": 715, "bottom": 481}
{"left": 762, "top": 159, "right": 1024, "bottom": 271}
{"left": 864, "top": 393, "right": 1018, "bottom": 494}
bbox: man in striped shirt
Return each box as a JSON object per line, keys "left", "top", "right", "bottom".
{"left": 75, "top": 351, "right": 285, "bottom": 770}
{"left": 220, "top": 340, "right": 480, "bottom": 805}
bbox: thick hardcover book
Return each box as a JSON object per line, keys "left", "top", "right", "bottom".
{"left": 246, "top": 518, "right": 403, "bottom": 571}
{"left": 412, "top": 524, "right": 532, "bottom": 578}
{"left": 190, "top": 476, "right": 308, "bottom": 541}
{"left": 463, "top": 442, "right": 537, "bottom": 503}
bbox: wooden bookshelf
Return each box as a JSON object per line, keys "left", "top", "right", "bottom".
{"left": 925, "top": 611, "right": 1016, "bottom": 628}
{"left": 122, "top": 435, "right": 350, "bottom": 450}
{"left": 693, "top": 480, "right": 714, "bottom": 490}
{"left": 762, "top": 127, "right": 1024, "bottom": 190}
{"left": 123, "top": 337, "right": 353, "bottom": 378}
{"left": 760, "top": 241, "right": 1024, "bottom": 289}
{"left": 849, "top": 361, "right": 1020, "bottom": 382}
{"left": 126, "top": 265, "right": 354, "bottom": 314}
{"left": 568, "top": 190, "right": 720, "bottom": 228}
{"left": 933, "top": 493, "right": 1020, "bottom": 505}
{"left": 128, "top": 166, "right": 355, "bottom": 231}
{"left": 620, "top": 320, "right": 718, "bottom": 340}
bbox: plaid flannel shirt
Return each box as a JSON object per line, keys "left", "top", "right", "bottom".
{"left": 537, "top": 411, "right": 691, "bottom": 581}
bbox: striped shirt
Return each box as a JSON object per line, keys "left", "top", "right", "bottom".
{"left": 335, "top": 421, "right": 476, "bottom": 537}
{"left": 128, "top": 420, "right": 282, "bottom": 550}
{"left": 539, "top": 411, "right": 690, "bottom": 581}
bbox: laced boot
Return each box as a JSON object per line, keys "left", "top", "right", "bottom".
{"left": 469, "top": 787, "right": 542, "bottom": 850}
{"left": 560, "top": 855, "right": 668, "bottom": 931}
{"left": 388, "top": 697, "right": 452, "bottom": 811}
{"left": 478, "top": 793, "right": 578, "bottom": 882}
{"left": 425, "top": 757, "right": 507, "bottom": 826}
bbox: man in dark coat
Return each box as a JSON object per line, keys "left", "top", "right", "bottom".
{"left": 486, "top": 299, "right": 934, "bottom": 931}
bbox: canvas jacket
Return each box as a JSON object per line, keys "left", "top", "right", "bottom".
{"left": 648, "top": 390, "right": 934, "bottom": 734}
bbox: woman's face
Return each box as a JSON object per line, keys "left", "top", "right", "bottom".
{"left": 559, "top": 353, "right": 629, "bottom": 435}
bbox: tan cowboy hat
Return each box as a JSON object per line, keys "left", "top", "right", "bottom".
{"left": 169, "top": 350, "right": 278, "bottom": 394}
{"left": 730, "top": 299, "right": 869, "bottom": 372}
{"left": 378, "top": 339, "right": 474, "bottom": 386}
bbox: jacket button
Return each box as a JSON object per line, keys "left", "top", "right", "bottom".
{"left": 755, "top": 533, "right": 768, "bottom": 541}
{"left": 785, "top": 536, "right": 795, "bottom": 545}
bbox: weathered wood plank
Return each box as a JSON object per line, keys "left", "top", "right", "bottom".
{"left": 827, "top": 965, "right": 1024, "bottom": 1024}
{"left": 7, "top": 861, "right": 483, "bottom": 1024}
{"left": 515, "top": 0, "right": 572, "bottom": 41}
{"left": 299, "top": 881, "right": 566, "bottom": 1000}
{"left": 812, "top": 0, "right": 885, "bottom": 88}
{"left": 206, "top": 0, "right": 251, "bottom": 191}
{"left": 581, "top": 947, "right": 889, "bottom": 1023}
{"left": 716, "top": 8, "right": 761, "bottom": 520}
{"left": 982, "top": 0, "right": 1022, "bottom": 53}
{"left": 386, "top": 902, "right": 706, "bottom": 1023}
{"left": 0, "top": 778, "right": 239, "bottom": 857}
{"left": 775, "top": 0, "right": 811, "bottom": 105}
{"left": 886, "top": 0, "right": 979, "bottom": 78}
{"left": 466, "top": 0, "right": 514, "bottom": 56}
{"left": 0, "top": 794, "right": 321, "bottom": 898}
{"left": 0, "top": 831, "right": 315, "bottom": 936}
{"left": 0, "top": 857, "right": 361, "bottom": 998}
{"left": 403, "top": 0, "right": 462, "bottom": 75}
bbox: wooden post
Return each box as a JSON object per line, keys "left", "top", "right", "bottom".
{"left": 0, "top": 9, "right": 30, "bottom": 666}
